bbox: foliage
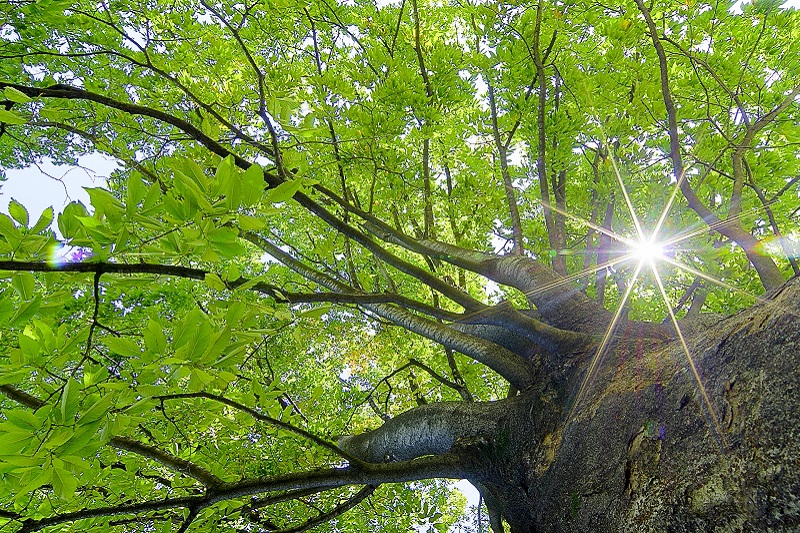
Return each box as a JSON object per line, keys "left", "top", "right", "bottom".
{"left": 0, "top": 0, "right": 798, "bottom": 531}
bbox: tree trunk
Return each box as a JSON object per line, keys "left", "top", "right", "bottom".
{"left": 343, "top": 276, "right": 800, "bottom": 532}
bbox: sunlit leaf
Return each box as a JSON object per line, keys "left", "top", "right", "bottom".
{"left": 3, "top": 86, "right": 32, "bottom": 103}
{"left": 103, "top": 337, "right": 141, "bottom": 357}
{"left": 59, "top": 378, "right": 81, "bottom": 424}
{"left": 0, "top": 109, "right": 26, "bottom": 124}
{"left": 30, "top": 206, "right": 54, "bottom": 233}
{"left": 8, "top": 199, "right": 29, "bottom": 226}
{"left": 205, "top": 272, "right": 227, "bottom": 291}
{"left": 265, "top": 179, "right": 302, "bottom": 204}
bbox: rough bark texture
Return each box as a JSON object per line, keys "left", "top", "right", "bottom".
{"left": 530, "top": 277, "right": 800, "bottom": 532}
{"left": 344, "top": 276, "right": 800, "bottom": 532}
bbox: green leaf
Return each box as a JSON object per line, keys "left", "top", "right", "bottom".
{"left": 176, "top": 322, "right": 213, "bottom": 361}
{"left": 124, "top": 397, "right": 156, "bottom": 416}
{"left": 38, "top": 105, "right": 67, "bottom": 120}
{"left": 212, "top": 155, "right": 235, "bottom": 197}
{"left": 241, "top": 164, "right": 265, "bottom": 206}
{"left": 51, "top": 465, "right": 78, "bottom": 501}
{"left": 143, "top": 319, "right": 168, "bottom": 355}
{"left": 78, "top": 394, "right": 113, "bottom": 425}
{"left": 1, "top": 455, "right": 44, "bottom": 468}
{"left": 103, "top": 337, "right": 141, "bottom": 357}
{"left": 0, "top": 425, "right": 31, "bottom": 454}
{"left": 205, "top": 272, "right": 227, "bottom": 291}
{"left": 46, "top": 426, "right": 74, "bottom": 449}
{"left": 8, "top": 199, "right": 29, "bottom": 226}
{"left": 172, "top": 309, "right": 202, "bottom": 351}
{"left": 11, "top": 272, "right": 35, "bottom": 300}
{"left": 174, "top": 169, "right": 213, "bottom": 212}
{"left": 57, "top": 202, "right": 89, "bottom": 240}
{"left": 0, "top": 109, "right": 26, "bottom": 125}
{"left": 0, "top": 369, "right": 28, "bottom": 385}
{"left": 20, "top": 469, "right": 51, "bottom": 494}
{"left": 0, "top": 213, "right": 20, "bottom": 243}
{"left": 207, "top": 227, "right": 246, "bottom": 258}
{"left": 126, "top": 174, "right": 147, "bottom": 215}
{"left": 57, "top": 419, "right": 104, "bottom": 456}
{"left": 232, "top": 273, "right": 268, "bottom": 292}
{"left": 30, "top": 206, "right": 54, "bottom": 233}
{"left": 60, "top": 378, "right": 81, "bottom": 423}
{"left": 237, "top": 214, "right": 266, "bottom": 230}
{"left": 10, "top": 295, "right": 41, "bottom": 327}
{"left": 189, "top": 367, "right": 214, "bottom": 390}
{"left": 265, "top": 179, "right": 302, "bottom": 204}
{"left": 4, "top": 409, "right": 42, "bottom": 432}
{"left": 224, "top": 264, "right": 240, "bottom": 282}
{"left": 18, "top": 333, "right": 40, "bottom": 361}
{"left": 203, "top": 327, "right": 231, "bottom": 363}
{"left": 181, "top": 158, "right": 210, "bottom": 190}
{"left": 4, "top": 86, "right": 33, "bottom": 103}
{"left": 85, "top": 187, "right": 124, "bottom": 214}
{"left": 299, "top": 304, "right": 331, "bottom": 320}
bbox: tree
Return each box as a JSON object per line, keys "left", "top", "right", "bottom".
{"left": 0, "top": 0, "right": 799, "bottom": 531}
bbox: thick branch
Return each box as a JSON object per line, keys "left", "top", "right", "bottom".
{"left": 0, "top": 261, "right": 459, "bottom": 321}
{"left": 0, "top": 82, "right": 256, "bottom": 172}
{"left": 531, "top": 3, "right": 562, "bottom": 274}
{"left": 0, "top": 260, "right": 207, "bottom": 279}
{"left": 486, "top": 77, "right": 524, "bottom": 255}
{"left": 243, "top": 234, "right": 537, "bottom": 390}
{"left": 339, "top": 401, "right": 505, "bottom": 462}
{"left": 18, "top": 495, "right": 202, "bottom": 533}
{"left": 730, "top": 82, "right": 800, "bottom": 220}
{"left": 415, "top": 240, "right": 613, "bottom": 333}
{"left": 207, "top": 455, "right": 466, "bottom": 504}
{"left": 110, "top": 437, "right": 222, "bottom": 488}
{"left": 367, "top": 303, "right": 536, "bottom": 391}
{"left": 462, "top": 304, "right": 591, "bottom": 354}
{"left": 4, "top": 379, "right": 462, "bottom": 526}
{"left": 18, "top": 458, "right": 462, "bottom": 532}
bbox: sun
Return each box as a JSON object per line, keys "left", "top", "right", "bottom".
{"left": 536, "top": 149, "right": 733, "bottom": 449}
{"left": 630, "top": 237, "right": 665, "bottom": 265}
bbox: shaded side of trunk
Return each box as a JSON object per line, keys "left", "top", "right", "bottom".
{"left": 519, "top": 277, "right": 800, "bottom": 532}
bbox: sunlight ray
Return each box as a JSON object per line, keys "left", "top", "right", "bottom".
{"left": 568, "top": 260, "right": 644, "bottom": 422}
{"left": 516, "top": 254, "right": 636, "bottom": 301}
{"left": 540, "top": 199, "right": 636, "bottom": 248}
{"left": 454, "top": 255, "right": 636, "bottom": 327}
{"left": 652, "top": 169, "right": 687, "bottom": 239}
{"left": 659, "top": 255, "right": 761, "bottom": 303}
{"left": 608, "top": 153, "right": 646, "bottom": 240}
{"left": 661, "top": 199, "right": 786, "bottom": 250}
{"left": 650, "top": 264, "right": 728, "bottom": 450}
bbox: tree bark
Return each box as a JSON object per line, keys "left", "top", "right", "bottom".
{"left": 343, "top": 276, "right": 800, "bottom": 532}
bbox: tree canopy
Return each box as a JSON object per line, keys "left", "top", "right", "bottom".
{"left": 0, "top": 0, "right": 799, "bottom": 531}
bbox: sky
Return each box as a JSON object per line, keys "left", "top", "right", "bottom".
{"left": 0, "top": 153, "right": 115, "bottom": 231}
